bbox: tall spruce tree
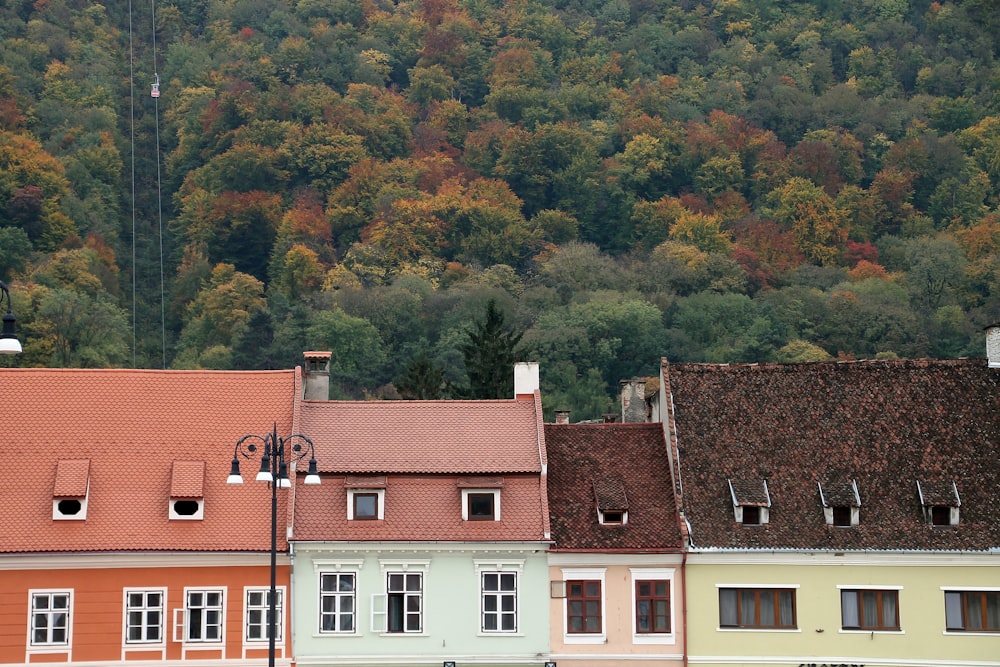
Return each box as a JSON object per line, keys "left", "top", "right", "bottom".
{"left": 460, "top": 299, "right": 523, "bottom": 399}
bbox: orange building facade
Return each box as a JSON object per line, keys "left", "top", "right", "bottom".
{"left": 0, "top": 367, "right": 302, "bottom": 667}
{"left": 0, "top": 558, "right": 290, "bottom": 664}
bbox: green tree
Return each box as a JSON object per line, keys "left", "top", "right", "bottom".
{"left": 396, "top": 352, "right": 450, "bottom": 399}
{"left": 460, "top": 298, "right": 523, "bottom": 399}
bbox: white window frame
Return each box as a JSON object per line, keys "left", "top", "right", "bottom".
{"left": 373, "top": 560, "right": 429, "bottom": 635}
{"left": 475, "top": 559, "right": 523, "bottom": 635}
{"left": 176, "top": 587, "right": 226, "bottom": 645}
{"left": 123, "top": 588, "right": 166, "bottom": 646}
{"left": 942, "top": 587, "right": 1000, "bottom": 635}
{"left": 318, "top": 571, "right": 359, "bottom": 635}
{"left": 53, "top": 491, "right": 89, "bottom": 521}
{"left": 169, "top": 497, "right": 205, "bottom": 521}
{"left": 598, "top": 509, "right": 628, "bottom": 525}
{"left": 716, "top": 583, "right": 801, "bottom": 632}
{"left": 27, "top": 589, "right": 73, "bottom": 654}
{"left": 630, "top": 568, "right": 676, "bottom": 644}
{"left": 462, "top": 488, "right": 501, "bottom": 521}
{"left": 347, "top": 488, "right": 385, "bottom": 520}
{"left": 243, "top": 586, "right": 284, "bottom": 644}
{"left": 561, "top": 567, "right": 607, "bottom": 644}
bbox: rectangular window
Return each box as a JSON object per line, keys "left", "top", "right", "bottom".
{"left": 125, "top": 590, "right": 164, "bottom": 644}
{"left": 945, "top": 590, "right": 1000, "bottom": 632}
{"left": 387, "top": 572, "right": 422, "bottom": 633}
{"left": 636, "top": 580, "right": 671, "bottom": 633}
{"left": 30, "top": 592, "right": 71, "bottom": 646}
{"left": 841, "top": 589, "right": 899, "bottom": 631}
{"left": 320, "top": 573, "right": 356, "bottom": 633}
{"left": 186, "top": 590, "right": 224, "bottom": 642}
{"left": 719, "top": 588, "right": 796, "bottom": 629}
{"left": 567, "top": 580, "right": 602, "bottom": 634}
{"left": 482, "top": 572, "right": 517, "bottom": 632}
{"left": 468, "top": 493, "right": 495, "bottom": 520}
{"left": 245, "top": 588, "right": 283, "bottom": 642}
{"left": 353, "top": 493, "right": 378, "bottom": 520}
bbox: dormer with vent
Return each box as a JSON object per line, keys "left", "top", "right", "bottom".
{"left": 53, "top": 459, "right": 90, "bottom": 520}
{"left": 169, "top": 461, "right": 205, "bottom": 520}
{"left": 819, "top": 480, "right": 861, "bottom": 527}
{"left": 728, "top": 478, "right": 771, "bottom": 525}
{"left": 917, "top": 480, "right": 961, "bottom": 527}
{"left": 594, "top": 477, "right": 628, "bottom": 525}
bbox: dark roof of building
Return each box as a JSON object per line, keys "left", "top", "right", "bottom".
{"left": 663, "top": 357, "right": 1000, "bottom": 552}
{"left": 545, "top": 423, "right": 683, "bottom": 552}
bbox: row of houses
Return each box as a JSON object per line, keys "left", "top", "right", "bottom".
{"left": 2, "top": 330, "right": 999, "bottom": 667}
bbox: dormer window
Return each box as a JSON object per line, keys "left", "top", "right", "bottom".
{"left": 728, "top": 478, "right": 771, "bottom": 526}
{"left": 594, "top": 477, "right": 629, "bottom": 526}
{"left": 917, "top": 480, "right": 960, "bottom": 527}
{"left": 169, "top": 461, "right": 204, "bottom": 520}
{"left": 819, "top": 480, "right": 860, "bottom": 527}
{"left": 459, "top": 477, "right": 503, "bottom": 521}
{"left": 346, "top": 476, "right": 386, "bottom": 520}
{"left": 53, "top": 459, "right": 90, "bottom": 521}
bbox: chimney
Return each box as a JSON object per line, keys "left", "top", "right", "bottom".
{"left": 513, "top": 362, "right": 539, "bottom": 399}
{"left": 555, "top": 410, "right": 570, "bottom": 424}
{"left": 988, "top": 324, "right": 1000, "bottom": 368}
{"left": 620, "top": 378, "right": 647, "bottom": 423}
{"left": 303, "top": 351, "right": 331, "bottom": 400}
{"left": 602, "top": 413, "right": 618, "bottom": 423}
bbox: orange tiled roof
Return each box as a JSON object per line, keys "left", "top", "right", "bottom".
{"left": 299, "top": 397, "right": 545, "bottom": 473}
{"left": 1, "top": 368, "right": 299, "bottom": 554}
{"left": 293, "top": 474, "right": 548, "bottom": 542}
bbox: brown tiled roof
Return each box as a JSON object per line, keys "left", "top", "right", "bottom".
{"left": 545, "top": 423, "right": 683, "bottom": 551}
{"left": 1, "top": 368, "right": 299, "bottom": 554}
{"left": 663, "top": 358, "right": 1000, "bottom": 551}
{"left": 299, "top": 397, "right": 545, "bottom": 473}
{"left": 917, "top": 480, "right": 960, "bottom": 507}
{"left": 593, "top": 477, "right": 628, "bottom": 511}
{"left": 729, "top": 478, "right": 770, "bottom": 506}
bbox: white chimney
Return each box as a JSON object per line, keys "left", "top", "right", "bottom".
{"left": 987, "top": 324, "right": 1000, "bottom": 368}
{"left": 514, "top": 362, "right": 539, "bottom": 398}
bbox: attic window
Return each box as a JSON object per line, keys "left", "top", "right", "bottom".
{"left": 728, "top": 478, "right": 771, "bottom": 526}
{"left": 345, "top": 476, "right": 387, "bottom": 521}
{"left": 459, "top": 478, "right": 503, "bottom": 522}
{"left": 169, "top": 461, "right": 205, "bottom": 521}
{"left": 819, "top": 480, "right": 860, "bottom": 527}
{"left": 594, "top": 478, "right": 628, "bottom": 526}
{"left": 53, "top": 459, "right": 91, "bottom": 521}
{"left": 917, "top": 480, "right": 960, "bottom": 527}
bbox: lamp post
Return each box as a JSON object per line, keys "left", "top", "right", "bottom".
{"left": 0, "top": 280, "right": 21, "bottom": 354}
{"left": 228, "top": 423, "right": 320, "bottom": 667}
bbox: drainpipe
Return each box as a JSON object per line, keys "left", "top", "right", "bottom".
{"left": 682, "top": 548, "right": 688, "bottom": 667}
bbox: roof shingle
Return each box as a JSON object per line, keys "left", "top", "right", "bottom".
{"left": 664, "top": 358, "right": 1000, "bottom": 551}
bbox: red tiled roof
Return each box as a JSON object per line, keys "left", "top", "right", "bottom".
{"left": 53, "top": 459, "right": 90, "bottom": 497}
{"left": 170, "top": 461, "right": 205, "bottom": 498}
{"left": 299, "top": 398, "right": 545, "bottom": 473}
{"left": 664, "top": 358, "right": 1000, "bottom": 551}
{"left": 1, "top": 368, "right": 299, "bottom": 554}
{"left": 292, "top": 474, "right": 548, "bottom": 542}
{"left": 544, "top": 423, "right": 684, "bottom": 551}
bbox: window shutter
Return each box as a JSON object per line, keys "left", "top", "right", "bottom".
{"left": 370, "top": 593, "right": 387, "bottom": 633}
{"left": 172, "top": 608, "right": 186, "bottom": 643}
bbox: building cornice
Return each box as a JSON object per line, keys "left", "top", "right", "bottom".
{"left": 0, "top": 552, "right": 279, "bottom": 569}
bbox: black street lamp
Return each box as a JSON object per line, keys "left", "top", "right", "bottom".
{"left": 227, "top": 423, "right": 320, "bottom": 667}
{"left": 0, "top": 280, "right": 21, "bottom": 354}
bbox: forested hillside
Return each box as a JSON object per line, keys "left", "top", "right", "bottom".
{"left": 1, "top": 0, "right": 999, "bottom": 418}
